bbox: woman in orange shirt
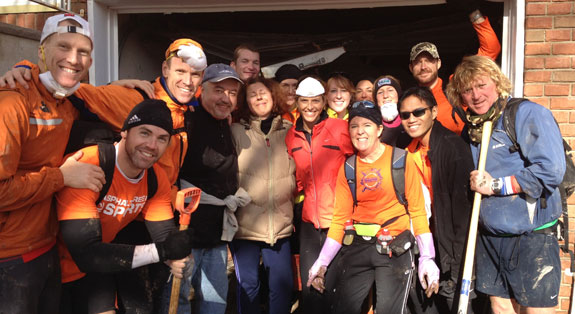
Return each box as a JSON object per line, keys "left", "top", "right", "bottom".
{"left": 307, "top": 100, "right": 440, "bottom": 314}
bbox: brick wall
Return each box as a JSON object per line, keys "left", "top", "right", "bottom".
{"left": 525, "top": 0, "right": 575, "bottom": 313}
{"left": 0, "top": 0, "right": 87, "bottom": 30}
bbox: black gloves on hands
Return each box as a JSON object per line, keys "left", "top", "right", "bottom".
{"left": 155, "top": 228, "right": 194, "bottom": 261}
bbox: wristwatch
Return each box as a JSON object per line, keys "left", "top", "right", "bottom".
{"left": 491, "top": 178, "right": 502, "bottom": 195}
{"left": 470, "top": 10, "right": 483, "bottom": 24}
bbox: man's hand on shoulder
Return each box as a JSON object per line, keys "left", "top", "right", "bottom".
{"left": 60, "top": 151, "right": 106, "bottom": 192}
{"left": 0, "top": 66, "right": 31, "bottom": 89}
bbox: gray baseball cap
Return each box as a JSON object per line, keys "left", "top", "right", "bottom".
{"left": 202, "top": 63, "right": 243, "bottom": 84}
{"left": 410, "top": 42, "right": 440, "bottom": 61}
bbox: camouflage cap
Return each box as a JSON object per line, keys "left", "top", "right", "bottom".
{"left": 409, "top": 42, "right": 440, "bottom": 61}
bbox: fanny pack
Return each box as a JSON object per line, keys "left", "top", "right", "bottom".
{"left": 388, "top": 229, "right": 415, "bottom": 257}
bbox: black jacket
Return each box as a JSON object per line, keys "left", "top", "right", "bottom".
{"left": 180, "top": 104, "right": 239, "bottom": 248}
{"left": 427, "top": 122, "right": 474, "bottom": 285}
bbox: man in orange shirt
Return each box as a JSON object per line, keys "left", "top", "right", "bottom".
{"left": 408, "top": 9, "right": 501, "bottom": 135}
{"left": 56, "top": 99, "right": 195, "bottom": 314}
{"left": 0, "top": 14, "right": 106, "bottom": 314}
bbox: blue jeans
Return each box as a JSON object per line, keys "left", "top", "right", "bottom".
{"left": 162, "top": 244, "right": 229, "bottom": 314}
{"left": 230, "top": 238, "right": 293, "bottom": 314}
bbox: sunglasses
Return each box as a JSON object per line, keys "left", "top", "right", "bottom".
{"left": 399, "top": 107, "right": 429, "bottom": 120}
{"left": 351, "top": 101, "right": 376, "bottom": 109}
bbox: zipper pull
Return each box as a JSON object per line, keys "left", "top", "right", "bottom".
{"left": 266, "top": 138, "right": 270, "bottom": 147}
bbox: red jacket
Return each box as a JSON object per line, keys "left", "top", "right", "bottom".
{"left": 285, "top": 112, "right": 354, "bottom": 229}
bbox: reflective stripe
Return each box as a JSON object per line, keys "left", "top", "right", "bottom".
{"left": 29, "top": 118, "right": 63, "bottom": 125}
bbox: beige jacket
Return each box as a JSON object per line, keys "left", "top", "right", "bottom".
{"left": 231, "top": 115, "right": 296, "bottom": 245}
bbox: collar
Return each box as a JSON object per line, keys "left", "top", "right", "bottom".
{"left": 326, "top": 107, "right": 349, "bottom": 120}
{"left": 295, "top": 110, "right": 328, "bottom": 133}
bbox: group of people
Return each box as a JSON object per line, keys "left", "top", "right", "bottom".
{"left": 0, "top": 6, "right": 566, "bottom": 314}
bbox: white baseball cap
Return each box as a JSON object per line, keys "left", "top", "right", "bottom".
{"left": 40, "top": 13, "right": 92, "bottom": 44}
{"left": 296, "top": 77, "right": 325, "bottom": 97}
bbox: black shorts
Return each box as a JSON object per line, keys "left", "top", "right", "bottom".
{"left": 475, "top": 230, "right": 561, "bottom": 308}
{"left": 61, "top": 272, "right": 117, "bottom": 314}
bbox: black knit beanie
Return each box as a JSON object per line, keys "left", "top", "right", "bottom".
{"left": 122, "top": 99, "right": 174, "bottom": 135}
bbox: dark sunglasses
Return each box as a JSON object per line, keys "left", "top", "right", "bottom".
{"left": 351, "top": 100, "right": 376, "bottom": 109}
{"left": 399, "top": 107, "right": 429, "bottom": 120}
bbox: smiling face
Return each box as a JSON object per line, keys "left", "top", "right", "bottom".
{"left": 246, "top": 82, "right": 274, "bottom": 119}
{"left": 355, "top": 80, "right": 374, "bottom": 102}
{"left": 460, "top": 75, "right": 499, "bottom": 115}
{"left": 201, "top": 79, "right": 241, "bottom": 120}
{"left": 120, "top": 124, "right": 170, "bottom": 177}
{"left": 327, "top": 80, "right": 352, "bottom": 115}
{"left": 297, "top": 95, "right": 325, "bottom": 132}
{"left": 162, "top": 56, "right": 203, "bottom": 104}
{"left": 376, "top": 85, "right": 399, "bottom": 106}
{"left": 409, "top": 52, "right": 441, "bottom": 88}
{"left": 231, "top": 48, "right": 260, "bottom": 82}
{"left": 399, "top": 95, "right": 437, "bottom": 146}
{"left": 349, "top": 116, "right": 383, "bottom": 158}
{"left": 39, "top": 20, "right": 92, "bottom": 88}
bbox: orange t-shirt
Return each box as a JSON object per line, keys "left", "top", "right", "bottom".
{"left": 56, "top": 145, "right": 173, "bottom": 283}
{"left": 407, "top": 140, "right": 433, "bottom": 201}
{"left": 327, "top": 144, "right": 430, "bottom": 243}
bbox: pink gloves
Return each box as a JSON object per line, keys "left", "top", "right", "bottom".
{"left": 416, "top": 233, "right": 440, "bottom": 294}
{"left": 307, "top": 237, "right": 342, "bottom": 292}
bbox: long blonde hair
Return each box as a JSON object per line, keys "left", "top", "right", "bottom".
{"left": 446, "top": 55, "right": 512, "bottom": 108}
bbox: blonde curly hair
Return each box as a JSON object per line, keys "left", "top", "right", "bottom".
{"left": 446, "top": 55, "right": 512, "bottom": 109}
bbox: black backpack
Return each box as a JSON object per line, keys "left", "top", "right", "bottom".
{"left": 95, "top": 142, "right": 158, "bottom": 205}
{"left": 501, "top": 98, "right": 575, "bottom": 266}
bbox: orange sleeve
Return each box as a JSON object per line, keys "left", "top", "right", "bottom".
{"left": 142, "top": 164, "right": 174, "bottom": 222}
{"left": 56, "top": 147, "right": 100, "bottom": 220}
{"left": 474, "top": 17, "right": 501, "bottom": 61}
{"left": 0, "top": 92, "right": 64, "bottom": 211}
{"left": 405, "top": 152, "right": 430, "bottom": 236}
{"left": 74, "top": 84, "right": 145, "bottom": 131}
{"left": 327, "top": 164, "right": 354, "bottom": 243}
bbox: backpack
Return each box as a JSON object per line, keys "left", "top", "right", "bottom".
{"left": 501, "top": 97, "right": 575, "bottom": 266}
{"left": 95, "top": 142, "right": 158, "bottom": 205}
{"left": 345, "top": 146, "right": 408, "bottom": 209}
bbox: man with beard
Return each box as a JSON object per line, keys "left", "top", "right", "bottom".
{"left": 409, "top": 9, "right": 501, "bottom": 135}
{"left": 55, "top": 99, "right": 196, "bottom": 314}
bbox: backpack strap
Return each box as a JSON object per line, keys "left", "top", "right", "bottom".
{"left": 344, "top": 155, "right": 358, "bottom": 208}
{"left": 96, "top": 142, "right": 116, "bottom": 205}
{"left": 146, "top": 166, "right": 158, "bottom": 200}
{"left": 501, "top": 97, "right": 528, "bottom": 154}
{"left": 391, "top": 147, "right": 407, "bottom": 208}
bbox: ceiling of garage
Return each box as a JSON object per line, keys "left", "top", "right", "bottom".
{"left": 117, "top": 1, "right": 503, "bottom": 86}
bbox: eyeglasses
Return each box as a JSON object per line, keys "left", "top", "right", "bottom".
{"left": 399, "top": 107, "right": 429, "bottom": 120}
{"left": 351, "top": 100, "right": 376, "bottom": 109}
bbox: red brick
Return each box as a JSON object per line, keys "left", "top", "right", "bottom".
{"left": 560, "top": 283, "right": 571, "bottom": 297}
{"left": 527, "top": 3, "right": 546, "bottom": 15}
{"left": 525, "top": 43, "right": 551, "bottom": 55}
{"left": 551, "top": 97, "right": 575, "bottom": 110}
{"left": 525, "top": 57, "right": 545, "bottom": 69}
{"left": 561, "top": 298, "right": 570, "bottom": 311}
{"left": 546, "top": 57, "right": 572, "bottom": 69}
{"left": 528, "top": 97, "right": 550, "bottom": 108}
{"left": 548, "top": 2, "right": 573, "bottom": 14}
{"left": 526, "top": 30, "right": 545, "bottom": 42}
{"left": 556, "top": 16, "right": 575, "bottom": 28}
{"left": 525, "top": 71, "right": 552, "bottom": 82}
{"left": 524, "top": 84, "right": 544, "bottom": 96}
{"left": 572, "top": 85, "right": 575, "bottom": 95}
{"left": 546, "top": 29, "right": 572, "bottom": 41}
{"left": 554, "top": 71, "right": 575, "bottom": 82}
{"left": 526, "top": 16, "right": 553, "bottom": 29}
{"left": 546, "top": 84, "right": 571, "bottom": 96}
{"left": 553, "top": 111, "right": 570, "bottom": 123}
{"left": 5, "top": 14, "right": 16, "bottom": 25}
{"left": 554, "top": 43, "right": 575, "bottom": 55}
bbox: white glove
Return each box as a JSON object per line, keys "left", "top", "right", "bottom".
{"left": 177, "top": 44, "right": 207, "bottom": 72}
